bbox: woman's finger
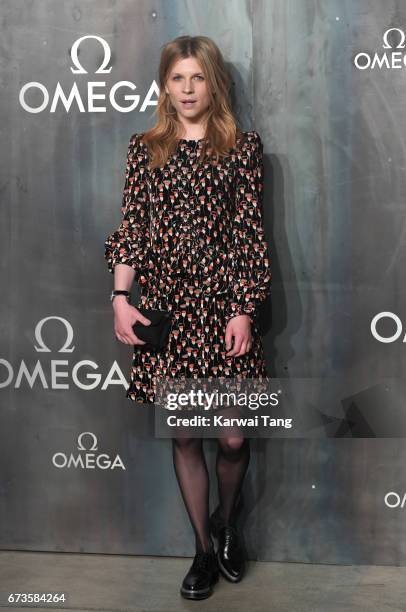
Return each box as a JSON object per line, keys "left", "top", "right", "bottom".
{"left": 226, "top": 335, "right": 243, "bottom": 356}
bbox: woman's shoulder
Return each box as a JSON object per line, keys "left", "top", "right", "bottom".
{"left": 125, "top": 133, "right": 151, "bottom": 161}
{"left": 237, "top": 129, "right": 262, "bottom": 149}
{"left": 235, "top": 130, "right": 263, "bottom": 162}
{"left": 122, "top": 133, "right": 150, "bottom": 167}
{"left": 128, "top": 129, "right": 261, "bottom": 147}
{"left": 127, "top": 132, "right": 146, "bottom": 148}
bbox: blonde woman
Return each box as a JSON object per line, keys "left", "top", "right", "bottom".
{"left": 105, "top": 35, "right": 271, "bottom": 600}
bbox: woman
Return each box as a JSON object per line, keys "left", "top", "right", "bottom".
{"left": 104, "top": 35, "right": 271, "bottom": 600}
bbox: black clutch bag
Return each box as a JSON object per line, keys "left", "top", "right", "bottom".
{"left": 132, "top": 306, "right": 172, "bottom": 351}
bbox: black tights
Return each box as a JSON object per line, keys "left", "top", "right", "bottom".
{"left": 171, "top": 435, "right": 250, "bottom": 553}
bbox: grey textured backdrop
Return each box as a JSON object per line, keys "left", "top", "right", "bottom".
{"left": 1, "top": 0, "right": 406, "bottom": 565}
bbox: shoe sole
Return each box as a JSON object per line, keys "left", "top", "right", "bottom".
{"left": 180, "top": 572, "right": 219, "bottom": 600}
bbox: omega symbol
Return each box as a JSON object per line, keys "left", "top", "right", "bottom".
{"left": 70, "top": 35, "right": 112, "bottom": 74}
{"left": 382, "top": 28, "right": 406, "bottom": 50}
{"left": 34, "top": 316, "right": 75, "bottom": 353}
{"left": 77, "top": 431, "right": 98, "bottom": 451}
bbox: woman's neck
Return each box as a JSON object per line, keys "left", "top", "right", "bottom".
{"left": 176, "top": 122, "right": 207, "bottom": 141}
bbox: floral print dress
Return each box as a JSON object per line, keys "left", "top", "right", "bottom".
{"left": 104, "top": 130, "right": 272, "bottom": 403}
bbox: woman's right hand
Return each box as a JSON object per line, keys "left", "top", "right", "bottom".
{"left": 112, "top": 296, "right": 151, "bottom": 345}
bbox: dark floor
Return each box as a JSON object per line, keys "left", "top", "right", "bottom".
{"left": 1, "top": 550, "right": 406, "bottom": 611}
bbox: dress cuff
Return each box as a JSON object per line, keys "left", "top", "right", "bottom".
{"left": 104, "top": 230, "right": 152, "bottom": 287}
{"left": 224, "top": 288, "right": 257, "bottom": 325}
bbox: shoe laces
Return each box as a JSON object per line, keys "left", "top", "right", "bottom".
{"left": 191, "top": 550, "right": 214, "bottom": 573}
{"left": 223, "top": 525, "right": 239, "bottom": 551}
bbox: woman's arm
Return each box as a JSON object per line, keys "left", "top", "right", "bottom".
{"left": 104, "top": 134, "right": 152, "bottom": 344}
{"left": 112, "top": 264, "right": 135, "bottom": 294}
{"left": 104, "top": 133, "right": 153, "bottom": 288}
{"left": 225, "top": 130, "right": 272, "bottom": 328}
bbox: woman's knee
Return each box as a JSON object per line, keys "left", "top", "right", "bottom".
{"left": 218, "top": 436, "right": 246, "bottom": 453}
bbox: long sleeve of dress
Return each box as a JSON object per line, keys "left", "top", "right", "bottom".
{"left": 104, "top": 133, "right": 153, "bottom": 286}
{"left": 225, "top": 130, "right": 272, "bottom": 325}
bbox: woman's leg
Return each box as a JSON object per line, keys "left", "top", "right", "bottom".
{"left": 215, "top": 436, "right": 250, "bottom": 524}
{"left": 210, "top": 435, "right": 249, "bottom": 583}
{"left": 172, "top": 436, "right": 213, "bottom": 553}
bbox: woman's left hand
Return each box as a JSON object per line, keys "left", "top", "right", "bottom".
{"left": 225, "top": 315, "right": 253, "bottom": 356}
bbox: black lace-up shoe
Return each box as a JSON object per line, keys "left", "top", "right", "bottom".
{"left": 180, "top": 548, "right": 219, "bottom": 600}
{"left": 209, "top": 506, "right": 246, "bottom": 582}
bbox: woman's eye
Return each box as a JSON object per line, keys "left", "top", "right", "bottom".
{"left": 173, "top": 75, "right": 204, "bottom": 80}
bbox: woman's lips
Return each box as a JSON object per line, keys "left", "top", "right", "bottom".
{"left": 181, "top": 100, "right": 196, "bottom": 107}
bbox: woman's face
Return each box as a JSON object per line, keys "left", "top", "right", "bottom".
{"left": 164, "top": 56, "right": 211, "bottom": 126}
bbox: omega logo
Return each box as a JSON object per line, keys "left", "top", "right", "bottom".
{"left": 70, "top": 35, "right": 112, "bottom": 74}
{"left": 0, "top": 316, "right": 128, "bottom": 391}
{"left": 52, "top": 431, "right": 125, "bottom": 470}
{"left": 382, "top": 27, "right": 406, "bottom": 49}
{"left": 354, "top": 28, "right": 406, "bottom": 70}
{"left": 19, "top": 34, "right": 159, "bottom": 113}
{"left": 34, "top": 316, "right": 75, "bottom": 352}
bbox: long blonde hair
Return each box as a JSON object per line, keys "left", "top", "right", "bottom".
{"left": 142, "top": 35, "right": 245, "bottom": 169}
